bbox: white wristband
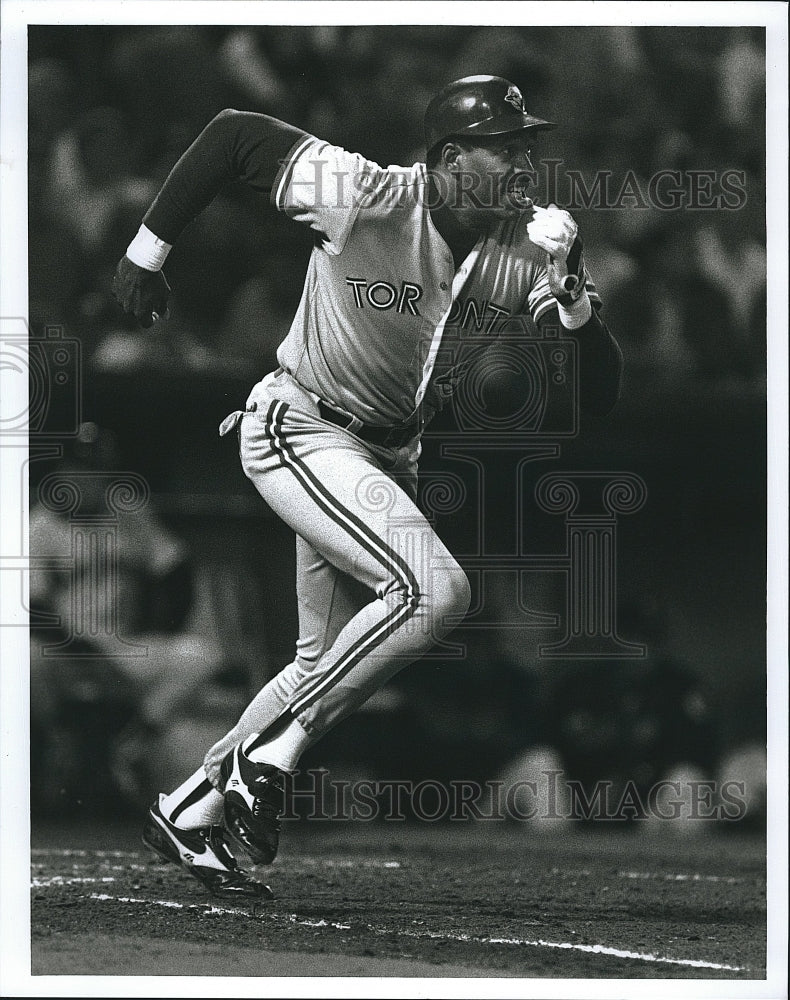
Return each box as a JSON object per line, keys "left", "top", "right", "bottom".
{"left": 557, "top": 288, "right": 592, "bottom": 330}
{"left": 125, "top": 223, "right": 172, "bottom": 271}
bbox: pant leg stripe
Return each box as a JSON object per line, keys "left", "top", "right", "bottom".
{"left": 267, "top": 401, "right": 420, "bottom": 600}
{"left": 263, "top": 400, "right": 420, "bottom": 713}
{"left": 290, "top": 590, "right": 415, "bottom": 714}
{"left": 263, "top": 400, "right": 390, "bottom": 579}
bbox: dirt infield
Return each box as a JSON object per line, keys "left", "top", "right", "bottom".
{"left": 28, "top": 819, "right": 766, "bottom": 982}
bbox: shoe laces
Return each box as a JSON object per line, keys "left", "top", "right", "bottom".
{"left": 251, "top": 800, "right": 282, "bottom": 834}
{"left": 251, "top": 774, "right": 285, "bottom": 814}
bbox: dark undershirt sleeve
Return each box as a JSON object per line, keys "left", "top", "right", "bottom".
{"left": 537, "top": 305, "right": 624, "bottom": 416}
{"left": 143, "top": 109, "right": 309, "bottom": 245}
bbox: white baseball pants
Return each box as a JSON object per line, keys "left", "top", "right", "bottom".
{"left": 225, "top": 369, "right": 471, "bottom": 747}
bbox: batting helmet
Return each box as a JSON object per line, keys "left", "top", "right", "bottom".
{"left": 424, "top": 75, "right": 555, "bottom": 156}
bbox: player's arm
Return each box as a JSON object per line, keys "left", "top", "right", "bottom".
{"left": 112, "top": 109, "right": 308, "bottom": 327}
{"left": 528, "top": 205, "right": 623, "bottom": 416}
{"left": 536, "top": 305, "right": 623, "bottom": 416}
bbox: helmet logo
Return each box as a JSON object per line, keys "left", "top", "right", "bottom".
{"left": 504, "top": 85, "right": 526, "bottom": 113}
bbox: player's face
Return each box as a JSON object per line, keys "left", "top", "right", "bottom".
{"left": 453, "top": 133, "right": 540, "bottom": 221}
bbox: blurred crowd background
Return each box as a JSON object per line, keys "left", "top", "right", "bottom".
{"left": 29, "top": 23, "right": 766, "bottom": 382}
{"left": 27, "top": 25, "right": 768, "bottom": 830}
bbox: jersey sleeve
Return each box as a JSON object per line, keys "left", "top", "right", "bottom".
{"left": 528, "top": 262, "right": 603, "bottom": 324}
{"left": 271, "top": 138, "right": 389, "bottom": 254}
{"left": 143, "top": 109, "right": 309, "bottom": 245}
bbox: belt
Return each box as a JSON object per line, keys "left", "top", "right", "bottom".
{"left": 317, "top": 400, "right": 419, "bottom": 448}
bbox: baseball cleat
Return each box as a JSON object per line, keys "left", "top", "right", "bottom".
{"left": 142, "top": 795, "right": 273, "bottom": 899}
{"left": 220, "top": 746, "right": 285, "bottom": 865}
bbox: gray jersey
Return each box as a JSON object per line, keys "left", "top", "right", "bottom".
{"left": 272, "top": 136, "right": 599, "bottom": 425}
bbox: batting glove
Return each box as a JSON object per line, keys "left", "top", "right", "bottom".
{"left": 527, "top": 204, "right": 586, "bottom": 307}
{"left": 111, "top": 255, "right": 171, "bottom": 329}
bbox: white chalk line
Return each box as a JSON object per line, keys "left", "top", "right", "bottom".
{"left": 82, "top": 891, "right": 749, "bottom": 973}
{"left": 88, "top": 893, "right": 351, "bottom": 929}
{"left": 32, "top": 863, "right": 167, "bottom": 877}
{"left": 89, "top": 893, "right": 252, "bottom": 918}
{"left": 31, "top": 852, "right": 757, "bottom": 971}
{"left": 280, "top": 856, "right": 402, "bottom": 869}
{"left": 547, "top": 866, "right": 757, "bottom": 886}
{"left": 618, "top": 870, "right": 752, "bottom": 885}
{"left": 32, "top": 876, "right": 117, "bottom": 888}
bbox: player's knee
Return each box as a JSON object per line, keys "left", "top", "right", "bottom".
{"left": 449, "top": 564, "right": 472, "bottom": 618}
{"left": 383, "top": 554, "right": 470, "bottom": 630}
{"left": 431, "top": 562, "right": 472, "bottom": 624}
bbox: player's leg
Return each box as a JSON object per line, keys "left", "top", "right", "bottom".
{"left": 201, "top": 535, "right": 367, "bottom": 781}
{"left": 141, "top": 529, "right": 358, "bottom": 897}
{"left": 239, "top": 398, "right": 471, "bottom": 742}
{"left": 149, "top": 385, "right": 470, "bottom": 875}
{"left": 155, "top": 535, "right": 364, "bottom": 837}
{"left": 217, "top": 397, "right": 470, "bottom": 861}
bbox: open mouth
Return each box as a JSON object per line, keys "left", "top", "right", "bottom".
{"left": 505, "top": 176, "right": 535, "bottom": 210}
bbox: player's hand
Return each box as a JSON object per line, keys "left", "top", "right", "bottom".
{"left": 527, "top": 204, "right": 586, "bottom": 306}
{"left": 111, "top": 255, "right": 171, "bottom": 329}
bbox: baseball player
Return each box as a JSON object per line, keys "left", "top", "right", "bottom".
{"left": 113, "top": 75, "right": 623, "bottom": 898}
